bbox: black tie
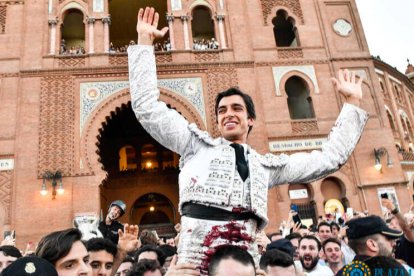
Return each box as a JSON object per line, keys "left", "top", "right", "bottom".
{"left": 230, "top": 143, "right": 249, "bottom": 181}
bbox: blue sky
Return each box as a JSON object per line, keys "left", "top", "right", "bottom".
{"left": 355, "top": 0, "right": 413, "bottom": 74}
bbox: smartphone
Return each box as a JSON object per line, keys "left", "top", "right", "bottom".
{"left": 381, "top": 193, "right": 389, "bottom": 199}
{"left": 292, "top": 214, "right": 301, "bottom": 225}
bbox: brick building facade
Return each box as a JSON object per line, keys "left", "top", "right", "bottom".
{"left": 0, "top": 0, "right": 413, "bottom": 246}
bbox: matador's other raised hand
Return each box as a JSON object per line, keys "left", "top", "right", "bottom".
{"left": 137, "top": 7, "right": 169, "bottom": 45}
{"left": 331, "top": 69, "right": 364, "bottom": 107}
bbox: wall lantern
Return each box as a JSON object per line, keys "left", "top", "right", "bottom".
{"left": 41, "top": 170, "right": 64, "bottom": 199}
{"left": 374, "top": 147, "right": 393, "bottom": 173}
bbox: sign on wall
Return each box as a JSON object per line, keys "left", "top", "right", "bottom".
{"left": 289, "top": 189, "right": 308, "bottom": 199}
{"left": 0, "top": 159, "right": 14, "bottom": 171}
{"left": 269, "top": 138, "right": 326, "bottom": 152}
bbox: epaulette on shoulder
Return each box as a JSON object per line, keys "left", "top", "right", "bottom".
{"left": 188, "top": 123, "right": 221, "bottom": 146}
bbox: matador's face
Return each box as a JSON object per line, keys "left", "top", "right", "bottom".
{"left": 217, "top": 95, "right": 254, "bottom": 144}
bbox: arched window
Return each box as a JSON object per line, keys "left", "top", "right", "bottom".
{"left": 131, "top": 193, "right": 175, "bottom": 226}
{"left": 394, "top": 85, "right": 403, "bottom": 103}
{"left": 191, "top": 6, "right": 217, "bottom": 50}
{"left": 285, "top": 76, "right": 315, "bottom": 119}
{"left": 400, "top": 115, "right": 409, "bottom": 140}
{"left": 406, "top": 119, "right": 414, "bottom": 139}
{"left": 141, "top": 144, "right": 158, "bottom": 171}
{"left": 386, "top": 110, "right": 396, "bottom": 132}
{"left": 379, "top": 80, "right": 385, "bottom": 93}
{"left": 60, "top": 9, "right": 85, "bottom": 55}
{"left": 272, "top": 10, "right": 299, "bottom": 47}
{"left": 161, "top": 150, "right": 179, "bottom": 170}
{"left": 119, "top": 145, "right": 137, "bottom": 171}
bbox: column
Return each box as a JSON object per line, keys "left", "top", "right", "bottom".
{"left": 216, "top": 15, "right": 227, "bottom": 49}
{"left": 181, "top": 16, "right": 190, "bottom": 50}
{"left": 166, "top": 15, "right": 175, "bottom": 50}
{"left": 87, "top": 18, "right": 95, "bottom": 54}
{"left": 219, "top": 0, "right": 224, "bottom": 10}
{"left": 48, "top": 19, "right": 58, "bottom": 55}
{"left": 102, "top": 17, "right": 111, "bottom": 53}
{"left": 384, "top": 71, "right": 407, "bottom": 149}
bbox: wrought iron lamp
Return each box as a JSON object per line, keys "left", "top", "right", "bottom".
{"left": 374, "top": 147, "right": 393, "bottom": 172}
{"left": 41, "top": 170, "right": 64, "bottom": 199}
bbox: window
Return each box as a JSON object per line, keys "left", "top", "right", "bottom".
{"left": 60, "top": 9, "right": 85, "bottom": 55}
{"left": 119, "top": 145, "right": 137, "bottom": 171}
{"left": 386, "top": 110, "right": 396, "bottom": 132}
{"left": 272, "top": 10, "right": 299, "bottom": 47}
{"left": 191, "top": 6, "right": 217, "bottom": 50}
{"left": 141, "top": 144, "right": 158, "bottom": 171}
{"left": 285, "top": 76, "right": 315, "bottom": 119}
{"left": 379, "top": 80, "right": 385, "bottom": 93}
{"left": 400, "top": 115, "right": 410, "bottom": 140}
{"left": 406, "top": 119, "right": 414, "bottom": 139}
{"left": 394, "top": 85, "right": 403, "bottom": 104}
{"left": 109, "top": 0, "right": 168, "bottom": 52}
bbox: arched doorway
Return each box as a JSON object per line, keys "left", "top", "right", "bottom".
{"left": 97, "top": 102, "right": 179, "bottom": 233}
{"left": 321, "top": 177, "right": 347, "bottom": 219}
{"left": 131, "top": 193, "right": 176, "bottom": 237}
{"left": 288, "top": 183, "right": 317, "bottom": 226}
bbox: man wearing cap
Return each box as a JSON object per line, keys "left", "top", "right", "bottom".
{"left": 99, "top": 200, "right": 126, "bottom": 244}
{"left": 1, "top": 256, "right": 58, "bottom": 276}
{"left": 382, "top": 198, "right": 414, "bottom": 268}
{"left": 336, "top": 215, "right": 403, "bottom": 276}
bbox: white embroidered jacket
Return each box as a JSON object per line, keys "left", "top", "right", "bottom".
{"left": 127, "top": 45, "right": 369, "bottom": 230}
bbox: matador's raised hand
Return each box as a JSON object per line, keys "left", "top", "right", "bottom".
{"left": 331, "top": 69, "right": 364, "bottom": 107}
{"left": 136, "top": 7, "right": 169, "bottom": 46}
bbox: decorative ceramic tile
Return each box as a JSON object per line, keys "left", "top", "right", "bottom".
{"left": 80, "top": 78, "right": 206, "bottom": 135}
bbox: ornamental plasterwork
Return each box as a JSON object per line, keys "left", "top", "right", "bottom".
{"left": 272, "top": 65, "right": 319, "bottom": 96}
{"left": 93, "top": 0, "right": 103, "bottom": 12}
{"left": 80, "top": 78, "right": 206, "bottom": 135}
{"left": 171, "top": 0, "right": 181, "bottom": 11}
{"left": 333, "top": 19, "right": 352, "bottom": 37}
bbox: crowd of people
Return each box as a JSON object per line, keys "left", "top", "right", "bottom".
{"left": 60, "top": 37, "right": 220, "bottom": 55}
{"left": 59, "top": 39, "right": 86, "bottom": 55}
{"left": 192, "top": 38, "right": 219, "bottom": 50}
{"left": 15, "top": 6, "right": 410, "bottom": 276}
{"left": 0, "top": 198, "right": 413, "bottom": 275}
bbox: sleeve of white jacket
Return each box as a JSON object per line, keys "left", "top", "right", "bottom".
{"left": 127, "top": 45, "right": 193, "bottom": 156}
{"left": 269, "top": 103, "right": 368, "bottom": 186}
